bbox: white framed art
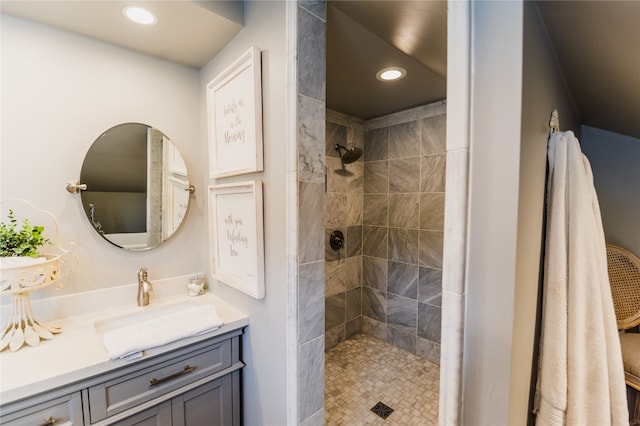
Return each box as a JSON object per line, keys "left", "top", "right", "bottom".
{"left": 207, "top": 46, "right": 263, "bottom": 178}
{"left": 208, "top": 180, "right": 265, "bottom": 299}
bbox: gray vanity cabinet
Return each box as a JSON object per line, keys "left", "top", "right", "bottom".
{"left": 110, "top": 401, "right": 172, "bottom": 426}
{"left": 170, "top": 371, "right": 239, "bottom": 426}
{"left": 101, "top": 367, "right": 240, "bottom": 426}
{"left": 0, "top": 329, "right": 244, "bottom": 426}
{"left": 0, "top": 392, "right": 84, "bottom": 425}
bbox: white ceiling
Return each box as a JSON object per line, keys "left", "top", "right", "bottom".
{"left": 2, "top": 1, "right": 638, "bottom": 138}
{"left": 0, "top": 1, "right": 244, "bottom": 69}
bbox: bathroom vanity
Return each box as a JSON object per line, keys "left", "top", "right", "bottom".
{"left": 0, "top": 289, "right": 248, "bottom": 426}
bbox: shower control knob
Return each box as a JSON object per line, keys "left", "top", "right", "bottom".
{"left": 330, "top": 230, "right": 344, "bottom": 251}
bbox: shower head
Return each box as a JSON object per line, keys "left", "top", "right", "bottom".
{"left": 335, "top": 144, "right": 363, "bottom": 164}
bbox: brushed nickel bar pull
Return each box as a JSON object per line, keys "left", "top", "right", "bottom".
{"left": 38, "top": 416, "right": 57, "bottom": 426}
{"left": 149, "top": 365, "right": 196, "bottom": 387}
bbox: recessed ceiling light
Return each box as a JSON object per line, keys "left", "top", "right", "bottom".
{"left": 376, "top": 67, "right": 407, "bottom": 81}
{"left": 123, "top": 6, "right": 157, "bottom": 25}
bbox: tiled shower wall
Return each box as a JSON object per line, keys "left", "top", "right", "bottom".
{"left": 362, "top": 102, "right": 446, "bottom": 364}
{"left": 324, "top": 110, "right": 364, "bottom": 348}
{"left": 324, "top": 102, "right": 446, "bottom": 365}
{"left": 296, "top": 2, "right": 327, "bottom": 425}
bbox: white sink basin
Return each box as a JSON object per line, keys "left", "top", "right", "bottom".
{"left": 94, "top": 301, "right": 198, "bottom": 339}
{"left": 94, "top": 300, "right": 225, "bottom": 359}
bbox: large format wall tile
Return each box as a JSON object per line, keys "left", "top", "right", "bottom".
{"left": 364, "top": 127, "right": 389, "bottom": 161}
{"left": 324, "top": 110, "right": 364, "bottom": 352}
{"left": 421, "top": 154, "right": 446, "bottom": 192}
{"left": 388, "top": 294, "right": 418, "bottom": 333}
{"left": 346, "top": 287, "right": 362, "bottom": 321}
{"left": 388, "top": 261, "right": 418, "bottom": 299}
{"left": 389, "top": 228, "right": 419, "bottom": 264}
{"left": 325, "top": 325, "right": 345, "bottom": 349}
{"left": 347, "top": 225, "right": 362, "bottom": 257}
{"left": 346, "top": 225, "right": 362, "bottom": 257}
{"left": 346, "top": 162, "right": 364, "bottom": 193}
{"left": 326, "top": 157, "right": 347, "bottom": 193}
{"left": 345, "top": 317, "right": 361, "bottom": 338}
{"left": 325, "top": 193, "right": 346, "bottom": 228}
{"left": 325, "top": 293, "right": 346, "bottom": 330}
{"left": 389, "top": 193, "right": 420, "bottom": 228}
{"left": 301, "top": 407, "right": 324, "bottom": 426}
{"left": 363, "top": 226, "right": 387, "bottom": 258}
{"left": 364, "top": 161, "right": 389, "bottom": 193}
{"left": 299, "top": 337, "right": 324, "bottom": 422}
{"left": 361, "top": 316, "right": 387, "bottom": 341}
{"left": 348, "top": 125, "right": 365, "bottom": 152}
{"left": 418, "top": 303, "right": 442, "bottom": 343}
{"left": 298, "top": 4, "right": 326, "bottom": 424}
{"left": 344, "top": 256, "right": 362, "bottom": 289}
{"left": 362, "top": 287, "right": 386, "bottom": 322}
{"left": 422, "top": 114, "right": 447, "bottom": 155}
{"left": 420, "top": 193, "right": 445, "bottom": 230}
{"left": 298, "top": 95, "right": 326, "bottom": 183}
{"left": 363, "top": 256, "right": 387, "bottom": 291}
{"left": 300, "top": 0, "right": 326, "bottom": 20}
{"left": 325, "top": 259, "right": 348, "bottom": 296}
{"left": 419, "top": 230, "right": 444, "bottom": 269}
{"left": 346, "top": 192, "right": 363, "bottom": 226}
{"left": 299, "top": 182, "right": 325, "bottom": 264}
{"left": 387, "top": 327, "right": 416, "bottom": 354}
{"left": 417, "top": 337, "right": 441, "bottom": 364}
{"left": 418, "top": 267, "right": 443, "bottom": 305}
{"left": 297, "top": 7, "right": 325, "bottom": 101}
{"left": 326, "top": 121, "right": 346, "bottom": 159}
{"left": 358, "top": 106, "right": 446, "bottom": 361}
{"left": 299, "top": 261, "right": 325, "bottom": 343}
{"left": 389, "top": 157, "right": 420, "bottom": 193}
{"left": 389, "top": 120, "right": 421, "bottom": 159}
{"left": 363, "top": 193, "right": 389, "bottom": 226}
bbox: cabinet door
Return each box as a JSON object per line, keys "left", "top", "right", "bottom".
{"left": 171, "top": 374, "right": 238, "bottom": 426}
{"left": 0, "top": 392, "right": 83, "bottom": 426}
{"left": 109, "top": 401, "right": 171, "bottom": 426}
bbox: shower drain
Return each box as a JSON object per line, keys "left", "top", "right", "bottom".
{"left": 371, "top": 401, "right": 394, "bottom": 419}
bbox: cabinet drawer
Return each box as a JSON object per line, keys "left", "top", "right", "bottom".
{"left": 88, "top": 339, "right": 231, "bottom": 423}
{"left": 0, "top": 392, "right": 83, "bottom": 426}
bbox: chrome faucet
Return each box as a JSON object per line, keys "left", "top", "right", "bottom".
{"left": 137, "top": 267, "right": 153, "bottom": 306}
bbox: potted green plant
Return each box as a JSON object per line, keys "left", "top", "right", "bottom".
{"left": 0, "top": 209, "right": 58, "bottom": 290}
{"left": 0, "top": 209, "right": 50, "bottom": 259}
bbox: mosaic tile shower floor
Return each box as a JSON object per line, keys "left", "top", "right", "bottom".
{"left": 325, "top": 334, "right": 440, "bottom": 425}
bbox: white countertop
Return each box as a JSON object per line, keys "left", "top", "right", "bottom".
{"left": 0, "top": 277, "right": 248, "bottom": 406}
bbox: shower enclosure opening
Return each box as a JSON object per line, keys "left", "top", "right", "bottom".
{"left": 323, "top": 1, "right": 447, "bottom": 423}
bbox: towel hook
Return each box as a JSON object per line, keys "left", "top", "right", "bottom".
{"left": 549, "top": 109, "right": 560, "bottom": 136}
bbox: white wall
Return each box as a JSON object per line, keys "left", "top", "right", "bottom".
{"left": 582, "top": 125, "right": 640, "bottom": 257}
{"left": 461, "top": 2, "right": 581, "bottom": 424}
{"left": 462, "top": 2, "right": 524, "bottom": 423}
{"left": 508, "top": 3, "right": 580, "bottom": 424}
{"left": 0, "top": 14, "right": 203, "bottom": 300}
{"left": 2, "top": 4, "right": 290, "bottom": 423}
{"left": 199, "top": 2, "right": 288, "bottom": 425}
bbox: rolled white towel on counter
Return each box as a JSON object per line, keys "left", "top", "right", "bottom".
{"left": 102, "top": 305, "right": 224, "bottom": 360}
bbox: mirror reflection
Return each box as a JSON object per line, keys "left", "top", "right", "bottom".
{"left": 80, "top": 123, "right": 191, "bottom": 250}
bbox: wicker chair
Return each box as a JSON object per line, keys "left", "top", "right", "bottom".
{"left": 606, "top": 244, "right": 640, "bottom": 392}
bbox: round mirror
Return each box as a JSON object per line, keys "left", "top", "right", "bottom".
{"left": 80, "top": 123, "right": 191, "bottom": 251}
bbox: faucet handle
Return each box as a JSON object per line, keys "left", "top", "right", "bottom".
{"left": 138, "top": 267, "right": 148, "bottom": 280}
